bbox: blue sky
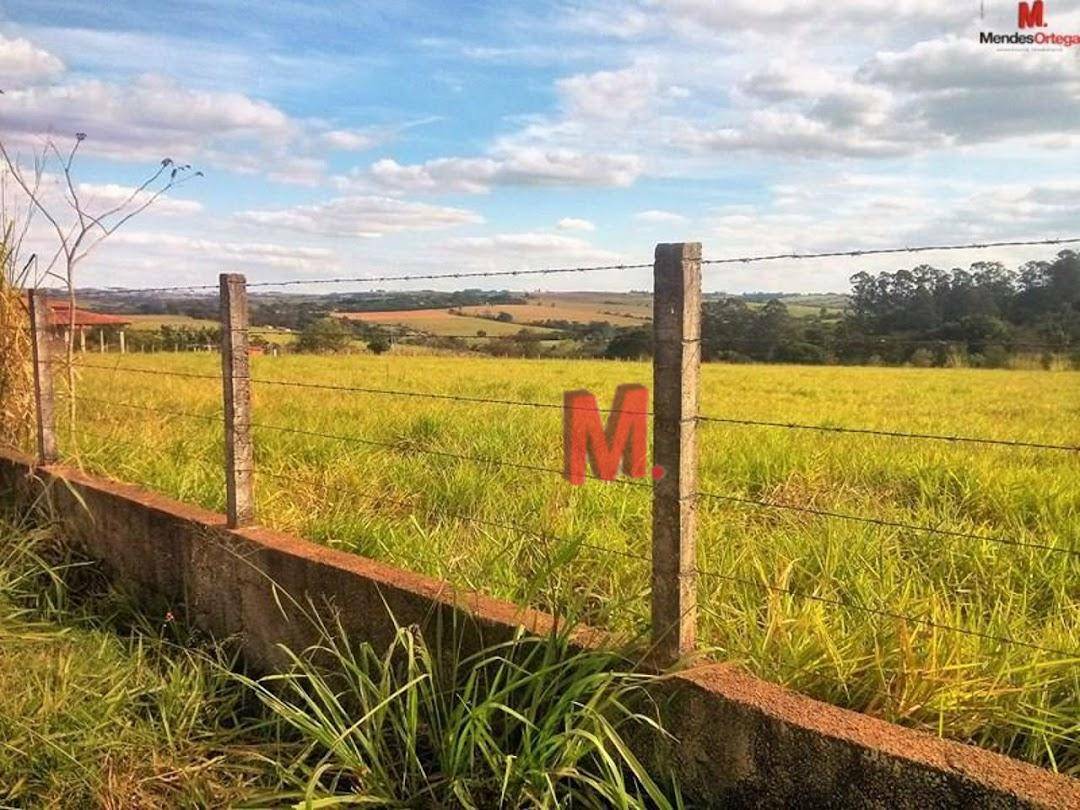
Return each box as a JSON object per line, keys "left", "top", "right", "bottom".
{"left": 2, "top": 0, "right": 1079, "bottom": 293}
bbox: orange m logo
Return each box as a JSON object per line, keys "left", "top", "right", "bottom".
{"left": 563, "top": 384, "right": 659, "bottom": 485}
{"left": 1018, "top": 0, "right": 1046, "bottom": 28}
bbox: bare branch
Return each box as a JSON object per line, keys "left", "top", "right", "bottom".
{"left": 0, "top": 138, "right": 70, "bottom": 257}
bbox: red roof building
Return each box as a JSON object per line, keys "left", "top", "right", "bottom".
{"left": 45, "top": 302, "right": 131, "bottom": 328}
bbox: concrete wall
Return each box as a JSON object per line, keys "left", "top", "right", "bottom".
{"left": 2, "top": 449, "right": 1077, "bottom": 808}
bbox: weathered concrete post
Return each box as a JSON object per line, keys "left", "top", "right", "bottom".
{"left": 651, "top": 242, "right": 701, "bottom": 664}
{"left": 119, "top": 329, "right": 126, "bottom": 354}
{"left": 99, "top": 329, "right": 106, "bottom": 353}
{"left": 28, "top": 290, "right": 59, "bottom": 465}
{"left": 219, "top": 273, "right": 254, "bottom": 528}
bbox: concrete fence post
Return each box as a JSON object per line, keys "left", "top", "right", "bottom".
{"left": 27, "top": 290, "right": 59, "bottom": 465}
{"left": 651, "top": 242, "right": 701, "bottom": 664}
{"left": 219, "top": 273, "right": 254, "bottom": 528}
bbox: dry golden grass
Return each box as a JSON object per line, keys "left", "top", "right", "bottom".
{"left": 336, "top": 308, "right": 555, "bottom": 336}
{"left": 0, "top": 226, "right": 33, "bottom": 452}
{"left": 458, "top": 300, "right": 647, "bottom": 326}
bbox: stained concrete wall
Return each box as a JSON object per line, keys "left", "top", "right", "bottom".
{"left": 1, "top": 449, "right": 1076, "bottom": 808}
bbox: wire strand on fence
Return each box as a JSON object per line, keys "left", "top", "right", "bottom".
{"left": 56, "top": 388, "right": 1074, "bottom": 559}
{"left": 88, "top": 261, "right": 655, "bottom": 295}
{"left": 697, "top": 414, "right": 1080, "bottom": 453}
{"left": 55, "top": 359, "right": 1077, "bottom": 452}
{"left": 8, "top": 322, "right": 1076, "bottom": 355}
{"left": 53, "top": 388, "right": 647, "bottom": 486}
{"left": 699, "top": 236, "right": 1080, "bottom": 265}
{"left": 43, "top": 234, "right": 1080, "bottom": 295}
{"left": 695, "top": 488, "right": 1078, "bottom": 558}
{"left": 259, "top": 465, "right": 1080, "bottom": 660}
{"left": 49, "top": 393, "right": 1079, "bottom": 658}
{"left": 48, "top": 359, "right": 651, "bottom": 416}
{"left": 32, "top": 407, "right": 1080, "bottom": 662}
{"left": 693, "top": 565, "right": 1080, "bottom": 659}
{"left": 55, "top": 391, "right": 224, "bottom": 425}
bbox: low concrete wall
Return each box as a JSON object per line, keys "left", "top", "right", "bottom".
{"left": 2, "top": 449, "right": 1076, "bottom": 808}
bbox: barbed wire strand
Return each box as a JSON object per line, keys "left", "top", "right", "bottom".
{"left": 41, "top": 234, "right": 1080, "bottom": 295}
{"left": 697, "top": 414, "right": 1079, "bottom": 453}
{"left": 52, "top": 359, "right": 1078, "bottom": 452}
{"left": 55, "top": 391, "right": 1076, "bottom": 559}
{"left": 257, "top": 467, "right": 1080, "bottom": 658}
{"left": 693, "top": 566, "right": 1079, "bottom": 658}
{"left": 699, "top": 236, "right": 1080, "bottom": 265}
{"left": 695, "top": 488, "right": 1078, "bottom": 558}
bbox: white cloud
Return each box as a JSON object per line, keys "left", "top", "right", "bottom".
{"left": 0, "top": 74, "right": 292, "bottom": 163}
{"left": 557, "top": 65, "right": 659, "bottom": 120}
{"left": 235, "top": 195, "right": 483, "bottom": 238}
{"left": 556, "top": 217, "right": 596, "bottom": 231}
{"left": 441, "top": 231, "right": 622, "bottom": 266}
{"left": 75, "top": 182, "right": 203, "bottom": 216}
{"left": 320, "top": 128, "right": 382, "bottom": 151}
{"left": 75, "top": 230, "right": 342, "bottom": 287}
{"left": 264, "top": 156, "right": 328, "bottom": 187}
{"left": 859, "top": 36, "right": 1080, "bottom": 143}
{"left": 659, "top": 0, "right": 974, "bottom": 36}
{"left": 635, "top": 209, "right": 687, "bottom": 224}
{"left": 364, "top": 147, "right": 643, "bottom": 194}
{"left": 112, "top": 231, "right": 336, "bottom": 266}
{"left": 693, "top": 173, "right": 1080, "bottom": 292}
{"left": 0, "top": 35, "right": 64, "bottom": 89}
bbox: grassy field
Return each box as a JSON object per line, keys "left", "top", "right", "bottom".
{"left": 0, "top": 514, "right": 281, "bottom": 806}
{"left": 335, "top": 308, "right": 555, "bottom": 336}
{"left": 458, "top": 300, "right": 648, "bottom": 326}
{"left": 0, "top": 511, "right": 675, "bottom": 807}
{"left": 52, "top": 353, "right": 1080, "bottom": 774}
{"left": 124, "top": 313, "right": 220, "bottom": 330}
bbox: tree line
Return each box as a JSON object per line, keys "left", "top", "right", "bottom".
{"left": 607, "top": 251, "right": 1079, "bottom": 367}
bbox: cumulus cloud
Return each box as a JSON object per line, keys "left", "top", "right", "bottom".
{"left": 557, "top": 65, "right": 659, "bottom": 120}
{"left": 660, "top": 0, "right": 973, "bottom": 36}
{"left": 364, "top": 147, "right": 643, "bottom": 194}
{"left": 859, "top": 37, "right": 1080, "bottom": 143}
{"left": 0, "top": 74, "right": 292, "bottom": 163}
{"left": 441, "top": 231, "right": 622, "bottom": 266}
{"left": 556, "top": 217, "right": 596, "bottom": 231}
{"left": 0, "top": 34, "right": 390, "bottom": 184}
{"left": 635, "top": 209, "right": 687, "bottom": 224}
{"left": 72, "top": 230, "right": 343, "bottom": 287}
{"left": 681, "top": 31, "right": 1080, "bottom": 159}
{"left": 75, "top": 182, "right": 203, "bottom": 216}
{"left": 0, "top": 35, "right": 64, "bottom": 88}
{"left": 235, "top": 195, "right": 483, "bottom": 238}
{"left": 320, "top": 128, "right": 383, "bottom": 151}
{"left": 112, "top": 231, "right": 336, "bottom": 266}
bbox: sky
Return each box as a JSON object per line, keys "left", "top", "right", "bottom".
{"left": 1, "top": 0, "right": 1079, "bottom": 295}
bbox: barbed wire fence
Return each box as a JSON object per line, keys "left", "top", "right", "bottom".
{"left": 20, "top": 237, "right": 1080, "bottom": 667}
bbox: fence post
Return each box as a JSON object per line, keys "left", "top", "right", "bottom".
{"left": 651, "top": 242, "right": 701, "bottom": 664}
{"left": 219, "top": 273, "right": 254, "bottom": 528}
{"left": 28, "top": 289, "right": 59, "bottom": 465}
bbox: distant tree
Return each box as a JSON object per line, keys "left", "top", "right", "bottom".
{"left": 909, "top": 348, "right": 935, "bottom": 368}
{"left": 367, "top": 335, "right": 391, "bottom": 355}
{"left": 295, "top": 317, "right": 353, "bottom": 353}
{"left": 604, "top": 328, "right": 652, "bottom": 360}
{"left": 496, "top": 311, "right": 514, "bottom": 322}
